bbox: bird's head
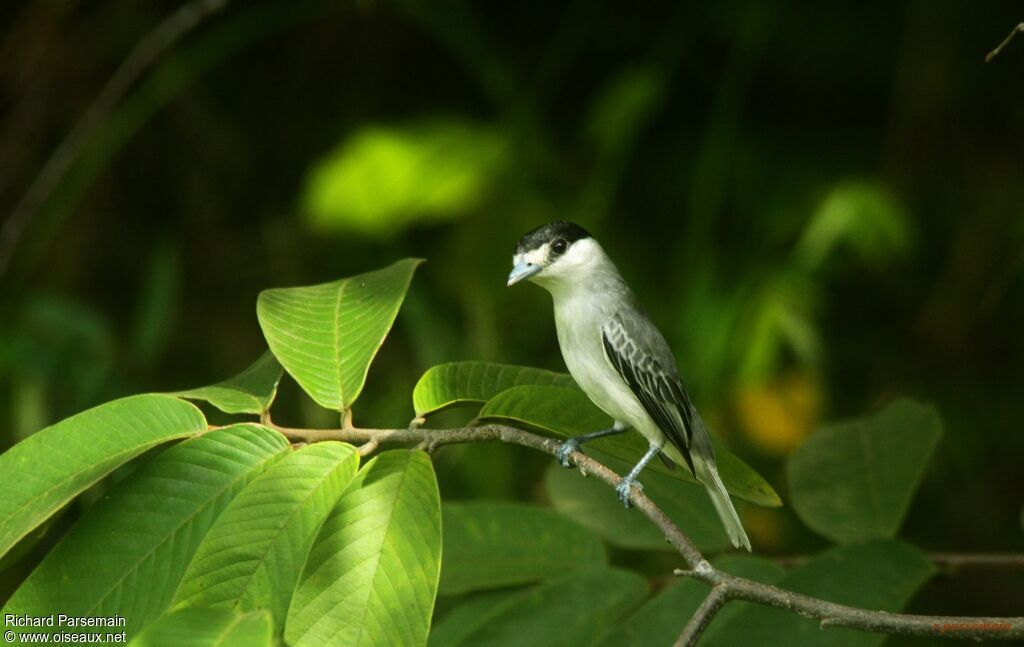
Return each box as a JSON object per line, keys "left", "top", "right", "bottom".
{"left": 507, "top": 221, "right": 597, "bottom": 289}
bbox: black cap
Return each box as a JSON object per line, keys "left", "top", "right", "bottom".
{"left": 515, "top": 221, "right": 592, "bottom": 254}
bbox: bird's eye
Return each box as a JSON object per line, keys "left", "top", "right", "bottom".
{"left": 551, "top": 238, "right": 568, "bottom": 255}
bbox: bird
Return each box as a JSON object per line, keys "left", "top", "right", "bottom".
{"left": 507, "top": 221, "right": 751, "bottom": 551}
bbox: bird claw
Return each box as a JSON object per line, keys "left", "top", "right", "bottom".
{"left": 555, "top": 438, "right": 581, "bottom": 467}
{"left": 616, "top": 478, "right": 643, "bottom": 508}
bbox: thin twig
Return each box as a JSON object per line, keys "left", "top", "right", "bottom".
{"left": 269, "top": 421, "right": 1024, "bottom": 642}
{"left": 0, "top": 0, "right": 231, "bottom": 279}
{"left": 986, "top": 23, "right": 1024, "bottom": 63}
{"left": 772, "top": 552, "right": 1024, "bottom": 572}
{"left": 675, "top": 584, "right": 729, "bottom": 647}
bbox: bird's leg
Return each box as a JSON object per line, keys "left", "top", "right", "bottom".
{"left": 555, "top": 423, "right": 627, "bottom": 467}
{"left": 615, "top": 443, "right": 661, "bottom": 508}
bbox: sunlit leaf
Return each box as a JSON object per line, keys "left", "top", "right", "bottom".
{"left": 0, "top": 511, "right": 64, "bottom": 575}
{"left": 173, "top": 442, "right": 360, "bottom": 628}
{"left": 413, "top": 361, "right": 576, "bottom": 417}
{"left": 257, "top": 259, "right": 423, "bottom": 412}
{"left": 2, "top": 424, "right": 290, "bottom": 638}
{"left": 429, "top": 568, "right": 648, "bottom": 647}
{"left": 596, "top": 556, "right": 783, "bottom": 647}
{"left": 479, "top": 385, "right": 781, "bottom": 507}
{"left": 797, "top": 181, "right": 913, "bottom": 271}
{"left": 439, "top": 502, "right": 605, "bottom": 595}
{"left": 737, "top": 271, "right": 820, "bottom": 382}
{"left": 545, "top": 459, "right": 732, "bottom": 552}
{"left": 130, "top": 608, "right": 273, "bottom": 647}
{"left": 787, "top": 399, "right": 942, "bottom": 543}
{"left": 285, "top": 450, "right": 441, "bottom": 647}
{"left": 303, "top": 120, "right": 506, "bottom": 238}
{"left": 702, "top": 540, "right": 934, "bottom": 647}
{"left": 0, "top": 394, "right": 206, "bottom": 559}
{"left": 172, "top": 351, "right": 284, "bottom": 415}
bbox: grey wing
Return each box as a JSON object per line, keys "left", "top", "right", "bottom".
{"left": 601, "top": 311, "right": 697, "bottom": 476}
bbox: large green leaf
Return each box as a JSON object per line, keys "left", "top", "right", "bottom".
{"left": 257, "top": 259, "right": 423, "bottom": 412}
{"left": 129, "top": 608, "right": 273, "bottom": 647}
{"left": 413, "top": 362, "right": 576, "bottom": 417}
{"left": 303, "top": 119, "right": 507, "bottom": 238}
{"left": 2, "top": 424, "right": 290, "bottom": 638}
{"left": 545, "top": 460, "right": 732, "bottom": 553}
{"left": 439, "top": 502, "right": 605, "bottom": 595}
{"left": 596, "top": 556, "right": 784, "bottom": 647}
{"left": 171, "top": 351, "right": 283, "bottom": 415}
{"left": 479, "top": 385, "right": 780, "bottom": 507}
{"left": 429, "top": 568, "right": 648, "bottom": 647}
{"left": 428, "top": 589, "right": 527, "bottom": 647}
{"left": 285, "top": 450, "right": 442, "bottom": 647}
{"left": 0, "top": 394, "right": 206, "bottom": 559}
{"left": 703, "top": 540, "right": 934, "bottom": 647}
{"left": 787, "top": 399, "right": 942, "bottom": 543}
{"left": 173, "top": 442, "right": 360, "bottom": 628}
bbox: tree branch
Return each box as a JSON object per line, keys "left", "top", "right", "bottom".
{"left": 772, "top": 552, "right": 1024, "bottom": 572}
{"left": 675, "top": 584, "right": 729, "bottom": 647}
{"left": 270, "top": 422, "right": 1024, "bottom": 643}
{"left": 986, "top": 22, "right": 1024, "bottom": 63}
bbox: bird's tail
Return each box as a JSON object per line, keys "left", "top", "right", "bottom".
{"left": 693, "top": 451, "right": 751, "bottom": 552}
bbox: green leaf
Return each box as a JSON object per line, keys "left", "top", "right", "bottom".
{"left": 439, "top": 502, "right": 605, "bottom": 595}
{"left": 130, "top": 608, "right": 273, "bottom": 647}
{"left": 0, "top": 394, "right": 206, "bottom": 559}
{"left": 285, "top": 450, "right": 442, "bottom": 647}
{"left": 737, "top": 271, "right": 820, "bottom": 381}
{"left": 257, "top": 259, "right": 423, "bottom": 412}
{"left": 428, "top": 589, "right": 527, "bottom": 647}
{"left": 787, "top": 399, "right": 942, "bottom": 543}
{"left": 171, "top": 351, "right": 284, "bottom": 415}
{"left": 173, "top": 442, "right": 360, "bottom": 628}
{"left": 480, "top": 385, "right": 781, "bottom": 507}
{"left": 2, "top": 424, "right": 290, "bottom": 637}
{"left": 429, "top": 568, "right": 648, "bottom": 647}
{"left": 303, "top": 119, "right": 506, "bottom": 238}
{"left": 703, "top": 540, "right": 934, "bottom": 647}
{"left": 596, "top": 556, "right": 783, "bottom": 647}
{"left": 413, "top": 362, "right": 576, "bottom": 418}
{"left": 796, "top": 181, "right": 914, "bottom": 271}
{"left": 545, "top": 459, "right": 732, "bottom": 552}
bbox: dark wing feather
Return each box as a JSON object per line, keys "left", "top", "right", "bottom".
{"left": 602, "top": 313, "right": 697, "bottom": 476}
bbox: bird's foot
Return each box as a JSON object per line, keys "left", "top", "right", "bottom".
{"left": 616, "top": 478, "right": 643, "bottom": 508}
{"left": 555, "top": 438, "right": 582, "bottom": 467}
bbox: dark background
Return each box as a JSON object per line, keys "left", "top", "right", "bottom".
{"left": 1, "top": 1, "right": 1022, "bottom": 642}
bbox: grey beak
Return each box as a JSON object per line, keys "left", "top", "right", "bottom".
{"left": 507, "top": 261, "right": 541, "bottom": 286}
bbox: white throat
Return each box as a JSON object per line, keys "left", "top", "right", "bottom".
{"left": 530, "top": 239, "right": 626, "bottom": 300}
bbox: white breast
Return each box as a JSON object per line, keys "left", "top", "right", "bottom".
{"left": 553, "top": 292, "right": 653, "bottom": 435}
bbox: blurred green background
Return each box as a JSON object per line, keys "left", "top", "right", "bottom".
{"left": 1, "top": 0, "right": 1022, "bottom": 641}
